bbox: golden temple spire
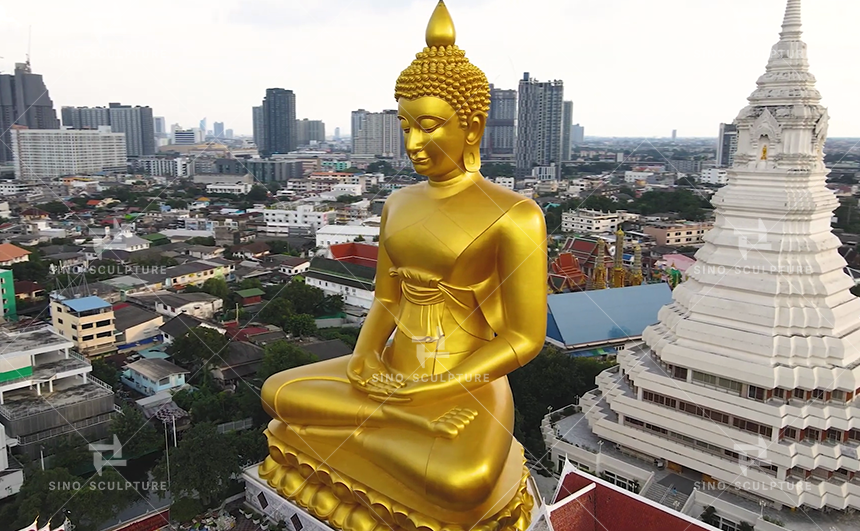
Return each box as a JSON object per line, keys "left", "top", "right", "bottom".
{"left": 611, "top": 229, "right": 625, "bottom": 288}
{"left": 426, "top": 1, "right": 456, "bottom": 47}
{"left": 630, "top": 244, "right": 643, "bottom": 286}
{"left": 592, "top": 238, "right": 607, "bottom": 290}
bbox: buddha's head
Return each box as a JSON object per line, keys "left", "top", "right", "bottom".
{"left": 395, "top": 1, "right": 490, "bottom": 180}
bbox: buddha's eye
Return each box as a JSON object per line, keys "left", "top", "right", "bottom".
{"left": 419, "top": 118, "right": 441, "bottom": 133}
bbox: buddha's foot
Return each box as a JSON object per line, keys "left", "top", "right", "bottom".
{"left": 259, "top": 432, "right": 535, "bottom": 531}
{"left": 431, "top": 407, "right": 478, "bottom": 439}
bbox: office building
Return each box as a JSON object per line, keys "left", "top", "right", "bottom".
{"left": 226, "top": 129, "right": 233, "bottom": 139}
{"left": 200, "top": 118, "right": 207, "bottom": 135}
{"left": 296, "top": 119, "right": 326, "bottom": 146}
{"left": 61, "top": 106, "right": 111, "bottom": 129}
{"left": 334, "top": 127, "right": 341, "bottom": 140}
{"left": 154, "top": 116, "right": 165, "bottom": 135}
{"left": 172, "top": 128, "right": 204, "bottom": 145}
{"left": 132, "top": 156, "right": 192, "bottom": 177}
{"left": 717, "top": 122, "right": 738, "bottom": 168}
{"left": 11, "top": 126, "right": 127, "bottom": 181}
{"left": 582, "top": 0, "right": 860, "bottom": 514}
{"left": 571, "top": 124, "right": 585, "bottom": 146}
{"left": 562, "top": 100, "right": 573, "bottom": 161}
{"left": 262, "top": 88, "right": 297, "bottom": 157}
{"left": 213, "top": 121, "right": 224, "bottom": 138}
{"left": 253, "top": 105, "right": 266, "bottom": 149}
{"left": 107, "top": 103, "right": 155, "bottom": 157}
{"left": 481, "top": 85, "right": 516, "bottom": 156}
{"left": 352, "top": 110, "right": 402, "bottom": 158}
{"left": 0, "top": 327, "right": 116, "bottom": 459}
{"left": 0, "top": 61, "right": 60, "bottom": 164}
{"left": 215, "top": 158, "right": 303, "bottom": 183}
{"left": 516, "top": 72, "right": 564, "bottom": 177}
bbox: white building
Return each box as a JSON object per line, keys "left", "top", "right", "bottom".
{"left": 531, "top": 164, "right": 560, "bottom": 181}
{"left": 262, "top": 203, "right": 336, "bottom": 234}
{"left": 584, "top": 0, "right": 860, "bottom": 515}
{"left": 561, "top": 209, "right": 638, "bottom": 233}
{"left": 207, "top": 183, "right": 253, "bottom": 195}
{"left": 11, "top": 126, "right": 127, "bottom": 181}
{"left": 0, "top": 182, "right": 36, "bottom": 196}
{"left": 700, "top": 168, "right": 729, "bottom": 185}
{"left": 172, "top": 128, "right": 204, "bottom": 145}
{"left": 351, "top": 109, "right": 403, "bottom": 158}
{"left": 315, "top": 225, "right": 380, "bottom": 249}
{"left": 494, "top": 177, "right": 515, "bottom": 190}
{"left": 134, "top": 156, "right": 192, "bottom": 177}
{"left": 624, "top": 171, "right": 654, "bottom": 183}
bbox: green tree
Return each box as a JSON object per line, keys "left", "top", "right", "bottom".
{"left": 91, "top": 359, "right": 118, "bottom": 388}
{"left": 482, "top": 163, "right": 515, "bottom": 178}
{"left": 153, "top": 423, "right": 239, "bottom": 507}
{"left": 700, "top": 506, "right": 720, "bottom": 527}
{"left": 168, "top": 327, "right": 229, "bottom": 367}
{"left": 46, "top": 434, "right": 91, "bottom": 471}
{"left": 318, "top": 327, "right": 361, "bottom": 349}
{"left": 12, "top": 259, "right": 51, "bottom": 284}
{"left": 36, "top": 201, "right": 70, "bottom": 215}
{"left": 367, "top": 160, "right": 395, "bottom": 174}
{"left": 229, "top": 429, "right": 269, "bottom": 467}
{"left": 186, "top": 236, "right": 216, "bottom": 246}
{"left": 200, "top": 277, "right": 230, "bottom": 300}
{"left": 288, "top": 313, "right": 318, "bottom": 338}
{"left": 170, "top": 497, "right": 204, "bottom": 523}
{"left": 247, "top": 185, "right": 269, "bottom": 202}
{"left": 258, "top": 297, "right": 295, "bottom": 329}
{"left": 111, "top": 405, "right": 161, "bottom": 458}
{"left": 258, "top": 340, "right": 318, "bottom": 380}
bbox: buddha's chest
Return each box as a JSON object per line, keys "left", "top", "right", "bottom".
{"left": 383, "top": 195, "right": 500, "bottom": 282}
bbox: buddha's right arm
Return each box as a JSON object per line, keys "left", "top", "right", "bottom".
{"left": 351, "top": 206, "right": 399, "bottom": 363}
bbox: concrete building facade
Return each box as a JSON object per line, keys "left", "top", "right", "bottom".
{"left": 11, "top": 126, "right": 127, "bottom": 181}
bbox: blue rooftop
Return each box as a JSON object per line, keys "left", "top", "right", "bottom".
{"left": 546, "top": 283, "right": 673, "bottom": 349}
{"left": 61, "top": 296, "right": 111, "bottom": 313}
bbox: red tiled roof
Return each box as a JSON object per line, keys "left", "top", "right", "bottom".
{"left": 550, "top": 466, "right": 715, "bottom": 531}
{"left": 330, "top": 242, "right": 378, "bottom": 268}
{"left": 87, "top": 199, "right": 101, "bottom": 206}
{"left": 0, "top": 243, "right": 31, "bottom": 262}
{"left": 14, "top": 280, "right": 43, "bottom": 295}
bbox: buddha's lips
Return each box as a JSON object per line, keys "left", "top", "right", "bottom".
{"left": 410, "top": 157, "right": 430, "bottom": 164}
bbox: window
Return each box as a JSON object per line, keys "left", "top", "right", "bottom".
{"left": 672, "top": 366, "right": 687, "bottom": 381}
{"left": 774, "top": 388, "right": 786, "bottom": 400}
{"left": 793, "top": 388, "right": 806, "bottom": 400}
{"left": 82, "top": 323, "right": 93, "bottom": 329}
{"left": 826, "top": 429, "right": 842, "bottom": 443}
{"left": 806, "top": 428, "right": 821, "bottom": 442}
{"left": 290, "top": 514, "right": 303, "bottom": 531}
{"left": 57, "top": 318, "right": 64, "bottom": 325}
{"left": 96, "top": 331, "right": 111, "bottom": 338}
{"left": 748, "top": 386, "right": 766, "bottom": 401}
{"left": 849, "top": 429, "right": 860, "bottom": 442}
{"left": 82, "top": 335, "right": 93, "bottom": 341}
{"left": 784, "top": 427, "right": 798, "bottom": 440}
{"left": 96, "top": 320, "right": 111, "bottom": 328}
{"left": 812, "top": 389, "right": 825, "bottom": 401}
{"left": 832, "top": 390, "right": 846, "bottom": 402}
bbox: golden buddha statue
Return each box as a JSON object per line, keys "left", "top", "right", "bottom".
{"left": 258, "top": 3, "right": 547, "bottom": 531}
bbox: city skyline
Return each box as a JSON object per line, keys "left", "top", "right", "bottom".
{"left": 1, "top": 0, "right": 859, "bottom": 138}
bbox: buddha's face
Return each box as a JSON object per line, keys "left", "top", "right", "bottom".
{"left": 398, "top": 97, "right": 483, "bottom": 181}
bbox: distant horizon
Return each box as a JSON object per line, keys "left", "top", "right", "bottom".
{"left": 2, "top": 0, "right": 858, "bottom": 138}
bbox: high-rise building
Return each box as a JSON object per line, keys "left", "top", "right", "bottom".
{"left": 571, "top": 124, "right": 585, "bottom": 146}
{"left": 61, "top": 106, "right": 111, "bottom": 130}
{"left": 672, "top": 129, "right": 678, "bottom": 141}
{"left": 352, "top": 110, "right": 402, "bottom": 158}
{"left": 562, "top": 100, "right": 574, "bottom": 162}
{"left": 296, "top": 119, "right": 326, "bottom": 146}
{"left": 0, "top": 61, "right": 60, "bottom": 164}
{"left": 334, "top": 127, "right": 341, "bottom": 141}
{"left": 172, "top": 128, "right": 203, "bottom": 145}
{"left": 262, "top": 88, "right": 297, "bottom": 157}
{"left": 154, "top": 116, "right": 166, "bottom": 135}
{"left": 213, "top": 122, "right": 225, "bottom": 138}
{"left": 107, "top": 103, "right": 155, "bottom": 157}
{"left": 253, "top": 106, "right": 265, "bottom": 149}
{"left": 582, "top": 0, "right": 860, "bottom": 513}
{"left": 226, "top": 129, "right": 233, "bottom": 139}
{"left": 11, "top": 126, "right": 127, "bottom": 181}
{"left": 351, "top": 109, "right": 369, "bottom": 153}
{"left": 199, "top": 118, "right": 207, "bottom": 135}
{"left": 717, "top": 122, "right": 739, "bottom": 167}
{"left": 516, "top": 72, "right": 564, "bottom": 177}
{"left": 481, "top": 85, "right": 516, "bottom": 157}
{"left": 0, "top": 269, "right": 16, "bottom": 320}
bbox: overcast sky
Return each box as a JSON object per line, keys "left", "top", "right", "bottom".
{"left": 1, "top": 0, "right": 858, "bottom": 138}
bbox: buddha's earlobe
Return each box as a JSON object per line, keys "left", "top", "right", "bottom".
{"left": 464, "top": 112, "right": 485, "bottom": 173}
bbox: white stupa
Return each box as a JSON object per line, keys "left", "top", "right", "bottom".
{"left": 585, "top": 0, "right": 860, "bottom": 511}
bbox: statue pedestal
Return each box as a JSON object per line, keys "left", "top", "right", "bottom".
{"left": 244, "top": 464, "right": 336, "bottom": 531}
{"left": 243, "top": 461, "right": 544, "bottom": 531}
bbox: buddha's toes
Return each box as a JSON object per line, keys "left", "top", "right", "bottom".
{"left": 431, "top": 407, "right": 479, "bottom": 438}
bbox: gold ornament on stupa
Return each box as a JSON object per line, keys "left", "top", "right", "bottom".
{"left": 257, "top": 3, "right": 545, "bottom": 531}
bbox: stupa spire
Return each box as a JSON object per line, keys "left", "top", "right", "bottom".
{"left": 780, "top": 0, "right": 802, "bottom": 39}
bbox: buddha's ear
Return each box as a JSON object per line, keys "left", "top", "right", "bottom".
{"left": 465, "top": 112, "right": 486, "bottom": 146}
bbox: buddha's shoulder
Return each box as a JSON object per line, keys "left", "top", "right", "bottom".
{"left": 472, "top": 178, "right": 544, "bottom": 219}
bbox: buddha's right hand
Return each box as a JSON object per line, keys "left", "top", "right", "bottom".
{"left": 346, "top": 353, "right": 387, "bottom": 392}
